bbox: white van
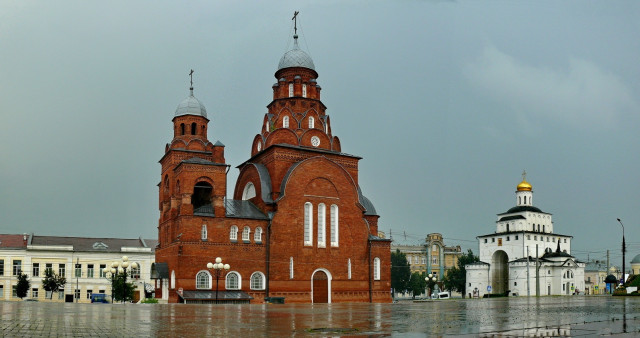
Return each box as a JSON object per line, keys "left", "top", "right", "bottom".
{"left": 431, "top": 292, "right": 450, "bottom": 299}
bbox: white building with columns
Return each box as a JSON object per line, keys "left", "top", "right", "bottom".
{"left": 466, "top": 173, "right": 585, "bottom": 298}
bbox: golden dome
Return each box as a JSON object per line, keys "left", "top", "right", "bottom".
{"left": 517, "top": 180, "right": 532, "bottom": 191}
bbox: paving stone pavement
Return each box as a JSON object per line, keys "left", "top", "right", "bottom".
{"left": 2, "top": 297, "right": 640, "bottom": 336}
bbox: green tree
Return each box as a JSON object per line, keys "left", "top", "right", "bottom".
{"left": 408, "top": 271, "right": 427, "bottom": 299}
{"left": 442, "top": 249, "right": 479, "bottom": 298}
{"left": 42, "top": 268, "right": 66, "bottom": 299}
{"left": 16, "top": 272, "right": 30, "bottom": 299}
{"left": 391, "top": 250, "right": 411, "bottom": 296}
{"left": 112, "top": 272, "right": 136, "bottom": 302}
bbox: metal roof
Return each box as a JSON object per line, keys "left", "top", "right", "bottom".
{"left": 180, "top": 290, "right": 253, "bottom": 301}
{"left": 175, "top": 88, "right": 207, "bottom": 118}
{"left": 498, "top": 215, "right": 526, "bottom": 222}
{"left": 225, "top": 200, "right": 268, "bottom": 220}
{"left": 357, "top": 186, "right": 378, "bottom": 216}
{"left": 29, "top": 235, "right": 154, "bottom": 253}
{"left": 278, "top": 36, "right": 315, "bottom": 71}
{"left": 0, "top": 234, "right": 27, "bottom": 249}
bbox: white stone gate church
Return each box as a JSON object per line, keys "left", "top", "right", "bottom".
{"left": 466, "top": 173, "right": 585, "bottom": 297}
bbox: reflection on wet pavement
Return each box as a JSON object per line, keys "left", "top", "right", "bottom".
{"left": 0, "top": 296, "right": 638, "bottom": 336}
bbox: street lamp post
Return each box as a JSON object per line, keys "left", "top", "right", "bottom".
{"left": 617, "top": 218, "right": 626, "bottom": 286}
{"left": 425, "top": 274, "right": 437, "bottom": 298}
{"left": 104, "top": 256, "right": 139, "bottom": 303}
{"left": 102, "top": 268, "right": 116, "bottom": 303}
{"left": 207, "top": 257, "right": 230, "bottom": 304}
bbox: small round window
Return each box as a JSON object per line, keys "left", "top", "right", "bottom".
{"left": 311, "top": 136, "right": 320, "bottom": 147}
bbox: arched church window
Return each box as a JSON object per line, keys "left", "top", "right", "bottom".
{"left": 242, "top": 226, "right": 251, "bottom": 241}
{"left": 163, "top": 175, "right": 169, "bottom": 193}
{"left": 543, "top": 225, "right": 545, "bottom": 232}
{"left": 347, "top": 258, "right": 351, "bottom": 279}
{"left": 317, "top": 203, "right": 326, "bottom": 247}
{"left": 170, "top": 270, "right": 176, "bottom": 289}
{"left": 304, "top": 202, "right": 313, "bottom": 246}
{"left": 302, "top": 84, "right": 307, "bottom": 97}
{"left": 176, "top": 180, "right": 180, "bottom": 193}
{"left": 242, "top": 182, "right": 256, "bottom": 200}
{"left": 309, "top": 116, "right": 314, "bottom": 129}
{"left": 196, "top": 271, "right": 210, "bottom": 289}
{"left": 225, "top": 272, "right": 240, "bottom": 290}
{"left": 201, "top": 225, "right": 207, "bottom": 241}
{"left": 373, "top": 257, "right": 381, "bottom": 280}
{"left": 519, "top": 196, "right": 521, "bottom": 204}
{"left": 330, "top": 204, "right": 339, "bottom": 247}
{"left": 289, "top": 257, "right": 294, "bottom": 279}
{"left": 254, "top": 227, "right": 262, "bottom": 243}
{"left": 506, "top": 223, "right": 509, "bottom": 232}
{"left": 250, "top": 272, "right": 265, "bottom": 290}
{"left": 180, "top": 123, "right": 185, "bottom": 135}
{"left": 192, "top": 182, "right": 213, "bottom": 214}
{"left": 283, "top": 116, "right": 289, "bottom": 128}
{"left": 524, "top": 196, "right": 527, "bottom": 204}
{"left": 191, "top": 122, "right": 197, "bottom": 135}
{"left": 288, "top": 83, "right": 293, "bottom": 97}
{"left": 230, "top": 225, "right": 238, "bottom": 241}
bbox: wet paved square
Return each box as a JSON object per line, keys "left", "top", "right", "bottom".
{"left": 1, "top": 296, "right": 639, "bottom": 336}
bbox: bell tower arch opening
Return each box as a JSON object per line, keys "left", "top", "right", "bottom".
{"left": 192, "top": 181, "right": 213, "bottom": 212}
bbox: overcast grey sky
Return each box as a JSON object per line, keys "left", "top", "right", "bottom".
{"left": 1, "top": 1, "right": 638, "bottom": 266}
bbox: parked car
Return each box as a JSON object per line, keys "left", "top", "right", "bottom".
{"left": 91, "top": 293, "right": 109, "bottom": 303}
{"left": 431, "top": 292, "right": 450, "bottom": 299}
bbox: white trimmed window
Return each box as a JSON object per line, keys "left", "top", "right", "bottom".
{"left": 289, "top": 257, "right": 294, "bottom": 279}
{"left": 304, "top": 202, "right": 313, "bottom": 246}
{"left": 250, "top": 272, "right": 265, "bottom": 290}
{"left": 288, "top": 83, "right": 293, "bottom": 97}
{"left": 373, "top": 257, "right": 381, "bottom": 280}
{"left": 230, "top": 225, "right": 238, "bottom": 241}
{"left": 171, "top": 270, "right": 175, "bottom": 289}
{"left": 254, "top": 227, "right": 263, "bottom": 243}
{"left": 302, "top": 84, "right": 307, "bottom": 97}
{"left": 348, "top": 258, "right": 351, "bottom": 279}
{"left": 309, "top": 117, "right": 314, "bottom": 129}
{"left": 226, "top": 272, "right": 240, "bottom": 290}
{"left": 283, "top": 116, "right": 289, "bottom": 128}
{"left": 242, "top": 226, "right": 251, "bottom": 241}
{"left": 317, "top": 203, "right": 326, "bottom": 248}
{"left": 196, "top": 271, "right": 211, "bottom": 289}
{"left": 330, "top": 204, "right": 339, "bottom": 247}
{"left": 201, "top": 225, "right": 207, "bottom": 241}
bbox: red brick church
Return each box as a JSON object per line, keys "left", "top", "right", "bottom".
{"left": 153, "top": 20, "right": 391, "bottom": 304}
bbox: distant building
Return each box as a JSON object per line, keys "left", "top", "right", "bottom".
{"left": 466, "top": 173, "right": 585, "bottom": 297}
{"left": 584, "top": 260, "right": 607, "bottom": 295}
{"left": 631, "top": 254, "right": 640, "bottom": 275}
{"left": 0, "top": 233, "right": 156, "bottom": 302}
{"left": 391, "top": 233, "right": 462, "bottom": 278}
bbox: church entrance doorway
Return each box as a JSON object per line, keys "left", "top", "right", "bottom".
{"left": 566, "top": 282, "right": 571, "bottom": 295}
{"left": 312, "top": 270, "right": 329, "bottom": 303}
{"left": 491, "top": 250, "right": 509, "bottom": 295}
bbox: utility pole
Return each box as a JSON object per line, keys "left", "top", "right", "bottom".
{"left": 535, "top": 245, "right": 540, "bottom": 297}
{"left": 526, "top": 245, "right": 530, "bottom": 297}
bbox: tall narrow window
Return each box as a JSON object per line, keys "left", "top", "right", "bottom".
{"left": 330, "top": 205, "right": 339, "bottom": 247}
{"left": 12, "top": 260, "right": 21, "bottom": 275}
{"left": 304, "top": 202, "right": 313, "bottom": 246}
{"left": 201, "top": 225, "right": 207, "bottom": 241}
{"left": 283, "top": 116, "right": 289, "bottom": 128}
{"left": 506, "top": 223, "right": 509, "bottom": 232}
{"left": 32, "top": 263, "right": 40, "bottom": 277}
{"left": 543, "top": 225, "right": 545, "bottom": 233}
{"left": 191, "top": 122, "right": 197, "bottom": 135}
{"left": 373, "top": 257, "right": 381, "bottom": 280}
{"left": 230, "top": 225, "right": 238, "bottom": 241}
{"left": 317, "top": 203, "right": 326, "bottom": 247}
{"left": 171, "top": 271, "right": 175, "bottom": 289}
{"left": 348, "top": 258, "right": 352, "bottom": 279}
{"left": 309, "top": 117, "right": 315, "bottom": 129}
{"left": 524, "top": 196, "right": 527, "bottom": 204}
{"left": 242, "top": 226, "right": 251, "bottom": 241}
{"left": 74, "top": 264, "right": 81, "bottom": 278}
{"left": 288, "top": 83, "right": 293, "bottom": 97}
{"left": 0, "top": 260, "right": 4, "bottom": 276}
{"left": 180, "top": 123, "right": 185, "bottom": 135}
{"left": 254, "top": 227, "right": 263, "bottom": 243}
{"left": 302, "top": 84, "right": 307, "bottom": 97}
{"left": 289, "top": 257, "right": 294, "bottom": 279}
{"left": 87, "top": 264, "right": 94, "bottom": 278}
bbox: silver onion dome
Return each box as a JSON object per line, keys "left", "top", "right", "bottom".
{"left": 175, "top": 88, "right": 207, "bottom": 118}
{"left": 277, "top": 35, "right": 315, "bottom": 71}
